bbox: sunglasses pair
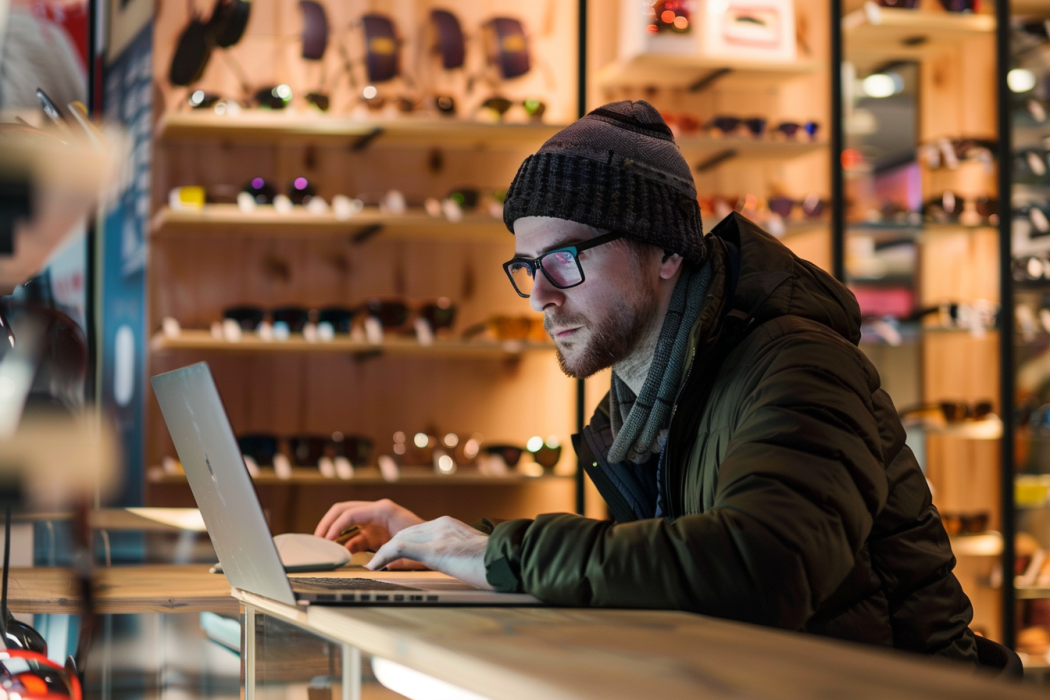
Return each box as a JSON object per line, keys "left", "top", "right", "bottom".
{"left": 358, "top": 298, "right": 457, "bottom": 335}
{"left": 706, "top": 116, "right": 820, "bottom": 140}
{"left": 169, "top": 0, "right": 251, "bottom": 86}
{"left": 921, "top": 192, "right": 998, "bottom": 226}
{"left": 919, "top": 138, "right": 996, "bottom": 170}
{"left": 940, "top": 512, "right": 989, "bottom": 536}
{"left": 461, "top": 315, "right": 548, "bottom": 343}
{"left": 239, "top": 432, "right": 373, "bottom": 472}
{"left": 392, "top": 431, "right": 481, "bottom": 472}
{"left": 899, "top": 401, "right": 995, "bottom": 424}
{"left": 649, "top": 0, "right": 692, "bottom": 33}
{"left": 482, "top": 17, "right": 530, "bottom": 80}
{"left": 482, "top": 437, "right": 562, "bottom": 473}
{"left": 476, "top": 96, "right": 546, "bottom": 123}
{"left": 241, "top": 177, "right": 316, "bottom": 205}
{"left": 186, "top": 85, "right": 292, "bottom": 112}
{"left": 223, "top": 299, "right": 456, "bottom": 336}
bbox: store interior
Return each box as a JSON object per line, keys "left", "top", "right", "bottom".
{"left": 9, "top": 0, "right": 1050, "bottom": 695}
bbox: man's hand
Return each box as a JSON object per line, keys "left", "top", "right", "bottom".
{"left": 314, "top": 498, "right": 425, "bottom": 556}
{"left": 365, "top": 516, "right": 493, "bottom": 590}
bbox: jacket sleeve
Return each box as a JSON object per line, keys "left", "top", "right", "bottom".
{"left": 484, "top": 331, "right": 890, "bottom": 630}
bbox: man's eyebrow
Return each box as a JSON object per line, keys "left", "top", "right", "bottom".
{"left": 515, "top": 236, "right": 590, "bottom": 259}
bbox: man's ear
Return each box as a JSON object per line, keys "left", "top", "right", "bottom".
{"left": 659, "top": 251, "right": 684, "bottom": 280}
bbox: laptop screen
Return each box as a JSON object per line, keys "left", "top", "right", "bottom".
{"left": 151, "top": 362, "right": 297, "bottom": 605}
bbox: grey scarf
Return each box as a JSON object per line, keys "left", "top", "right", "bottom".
{"left": 608, "top": 261, "right": 712, "bottom": 464}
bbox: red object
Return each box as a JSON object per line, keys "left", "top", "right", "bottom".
{"left": 0, "top": 649, "right": 82, "bottom": 700}
{"left": 31, "top": 1, "right": 89, "bottom": 70}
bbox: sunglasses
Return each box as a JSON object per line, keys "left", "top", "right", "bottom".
{"left": 360, "top": 298, "right": 457, "bottom": 334}
{"left": 940, "top": 512, "right": 989, "bottom": 536}
{"left": 482, "top": 17, "right": 530, "bottom": 79}
{"left": 391, "top": 431, "right": 478, "bottom": 473}
{"left": 922, "top": 192, "right": 998, "bottom": 226}
{"left": 168, "top": 0, "right": 252, "bottom": 87}
{"left": 707, "top": 115, "right": 768, "bottom": 138}
{"left": 767, "top": 194, "right": 826, "bottom": 220}
{"left": 503, "top": 230, "right": 626, "bottom": 298}
{"left": 477, "top": 96, "right": 546, "bottom": 123}
{"left": 187, "top": 85, "right": 293, "bottom": 112}
{"left": 222, "top": 305, "right": 312, "bottom": 340}
{"left": 361, "top": 13, "right": 401, "bottom": 83}
{"left": 430, "top": 9, "right": 465, "bottom": 70}
{"left": 239, "top": 433, "right": 373, "bottom": 475}
{"left": 899, "top": 401, "right": 994, "bottom": 423}
{"left": 239, "top": 177, "right": 316, "bottom": 208}
{"left": 876, "top": 0, "right": 919, "bottom": 6}
{"left": 774, "top": 121, "right": 820, "bottom": 141}
{"left": 462, "top": 316, "right": 548, "bottom": 343}
{"left": 920, "top": 138, "right": 996, "bottom": 170}
{"left": 481, "top": 438, "right": 562, "bottom": 473}
{"left": 649, "top": 0, "right": 692, "bottom": 33}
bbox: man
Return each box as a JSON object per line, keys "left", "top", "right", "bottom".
{"left": 315, "top": 101, "right": 977, "bottom": 661}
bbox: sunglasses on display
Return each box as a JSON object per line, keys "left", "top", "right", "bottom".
{"left": 482, "top": 17, "right": 530, "bottom": 79}
{"left": 899, "top": 400, "right": 995, "bottom": 424}
{"left": 481, "top": 438, "right": 562, "bottom": 473}
{"left": 391, "top": 430, "right": 473, "bottom": 472}
{"left": 503, "top": 230, "right": 626, "bottom": 298}
{"left": 919, "top": 137, "right": 996, "bottom": 170}
{"left": 767, "top": 194, "right": 826, "bottom": 220}
{"left": 361, "top": 13, "right": 401, "bottom": 83}
{"left": 168, "top": 0, "right": 251, "bottom": 86}
{"left": 648, "top": 0, "right": 692, "bottom": 33}
{"left": 219, "top": 299, "right": 457, "bottom": 341}
{"left": 476, "top": 96, "right": 547, "bottom": 123}
{"left": 921, "top": 192, "right": 998, "bottom": 226}
{"left": 186, "top": 84, "right": 293, "bottom": 113}
{"left": 430, "top": 9, "right": 466, "bottom": 70}
{"left": 940, "top": 512, "right": 990, "bottom": 536}
{"left": 707, "top": 115, "right": 768, "bottom": 138}
{"left": 461, "top": 316, "right": 548, "bottom": 344}
{"left": 299, "top": 0, "right": 328, "bottom": 61}
{"left": 238, "top": 432, "right": 373, "bottom": 477}
{"left": 876, "top": 0, "right": 976, "bottom": 8}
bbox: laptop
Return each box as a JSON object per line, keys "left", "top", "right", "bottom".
{"left": 151, "top": 361, "right": 540, "bottom": 606}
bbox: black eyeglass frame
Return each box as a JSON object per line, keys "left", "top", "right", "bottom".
{"left": 502, "top": 230, "right": 626, "bottom": 298}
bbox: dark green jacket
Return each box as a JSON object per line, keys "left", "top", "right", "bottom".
{"left": 484, "top": 213, "right": 977, "bottom": 662}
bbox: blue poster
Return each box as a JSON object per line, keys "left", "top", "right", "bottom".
{"left": 100, "top": 22, "right": 151, "bottom": 508}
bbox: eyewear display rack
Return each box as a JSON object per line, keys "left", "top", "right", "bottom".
{"left": 145, "top": 0, "right": 593, "bottom": 528}
{"left": 835, "top": 0, "right": 1010, "bottom": 651}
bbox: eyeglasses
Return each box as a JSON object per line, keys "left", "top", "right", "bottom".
{"left": 476, "top": 96, "right": 547, "bottom": 123}
{"left": 503, "top": 230, "right": 625, "bottom": 298}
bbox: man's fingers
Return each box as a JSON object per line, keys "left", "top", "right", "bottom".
{"left": 342, "top": 533, "right": 370, "bottom": 554}
{"left": 364, "top": 538, "right": 401, "bottom": 571}
{"left": 324, "top": 503, "right": 382, "bottom": 540}
{"left": 315, "top": 501, "right": 382, "bottom": 533}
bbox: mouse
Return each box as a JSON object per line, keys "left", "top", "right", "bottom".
{"left": 210, "top": 533, "right": 351, "bottom": 573}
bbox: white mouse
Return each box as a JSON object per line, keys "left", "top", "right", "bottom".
{"left": 209, "top": 533, "right": 351, "bottom": 574}
{"left": 273, "top": 533, "right": 352, "bottom": 571}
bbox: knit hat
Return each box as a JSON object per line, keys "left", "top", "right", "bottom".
{"left": 502, "top": 100, "right": 705, "bottom": 265}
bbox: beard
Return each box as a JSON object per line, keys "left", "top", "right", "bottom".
{"left": 545, "top": 288, "right": 659, "bottom": 380}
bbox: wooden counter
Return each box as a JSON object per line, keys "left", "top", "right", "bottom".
{"left": 237, "top": 588, "right": 1042, "bottom": 700}
{"left": 7, "top": 565, "right": 238, "bottom": 615}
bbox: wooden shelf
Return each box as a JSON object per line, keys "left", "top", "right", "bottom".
{"left": 147, "top": 466, "right": 569, "bottom": 486}
{"left": 155, "top": 113, "right": 564, "bottom": 149}
{"left": 949, "top": 532, "right": 1002, "bottom": 557}
{"left": 843, "top": 3, "right": 995, "bottom": 62}
{"left": 150, "top": 330, "right": 555, "bottom": 358}
{"left": 151, "top": 205, "right": 509, "bottom": 242}
{"left": 594, "top": 55, "right": 821, "bottom": 91}
{"left": 675, "top": 136, "right": 826, "bottom": 171}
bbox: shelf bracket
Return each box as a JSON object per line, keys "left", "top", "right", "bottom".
{"left": 687, "top": 68, "right": 732, "bottom": 93}
{"left": 350, "top": 223, "right": 384, "bottom": 244}
{"left": 694, "top": 149, "right": 738, "bottom": 172}
{"left": 350, "top": 127, "right": 384, "bottom": 151}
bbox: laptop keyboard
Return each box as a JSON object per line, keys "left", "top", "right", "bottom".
{"left": 291, "top": 577, "right": 423, "bottom": 592}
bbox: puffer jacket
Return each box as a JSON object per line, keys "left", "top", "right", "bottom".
{"left": 483, "top": 213, "right": 977, "bottom": 662}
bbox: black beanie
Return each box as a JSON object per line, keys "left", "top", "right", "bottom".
{"left": 502, "top": 100, "right": 705, "bottom": 265}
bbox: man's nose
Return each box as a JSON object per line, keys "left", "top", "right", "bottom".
{"left": 528, "top": 270, "right": 564, "bottom": 313}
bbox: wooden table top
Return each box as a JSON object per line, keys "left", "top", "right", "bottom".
{"left": 237, "top": 588, "right": 1043, "bottom": 700}
{"left": 8, "top": 565, "right": 238, "bottom": 615}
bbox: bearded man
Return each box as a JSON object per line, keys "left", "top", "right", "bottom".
{"left": 315, "top": 101, "right": 978, "bottom": 662}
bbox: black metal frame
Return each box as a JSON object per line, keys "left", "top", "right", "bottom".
{"left": 995, "top": 0, "right": 1016, "bottom": 650}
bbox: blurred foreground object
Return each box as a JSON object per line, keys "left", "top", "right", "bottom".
{"left": 0, "top": 119, "right": 124, "bottom": 295}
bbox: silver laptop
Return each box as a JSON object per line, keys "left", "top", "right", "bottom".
{"left": 151, "top": 362, "right": 540, "bottom": 606}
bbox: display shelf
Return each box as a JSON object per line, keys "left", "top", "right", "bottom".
{"left": 151, "top": 205, "right": 508, "bottom": 242}
{"left": 155, "top": 112, "right": 564, "bottom": 149}
{"left": 147, "top": 466, "right": 569, "bottom": 486}
{"left": 150, "top": 330, "right": 555, "bottom": 358}
{"left": 903, "top": 418, "right": 1002, "bottom": 440}
{"left": 843, "top": 3, "right": 996, "bottom": 62}
{"left": 594, "top": 55, "right": 820, "bottom": 91}
{"left": 949, "top": 532, "right": 1002, "bottom": 557}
